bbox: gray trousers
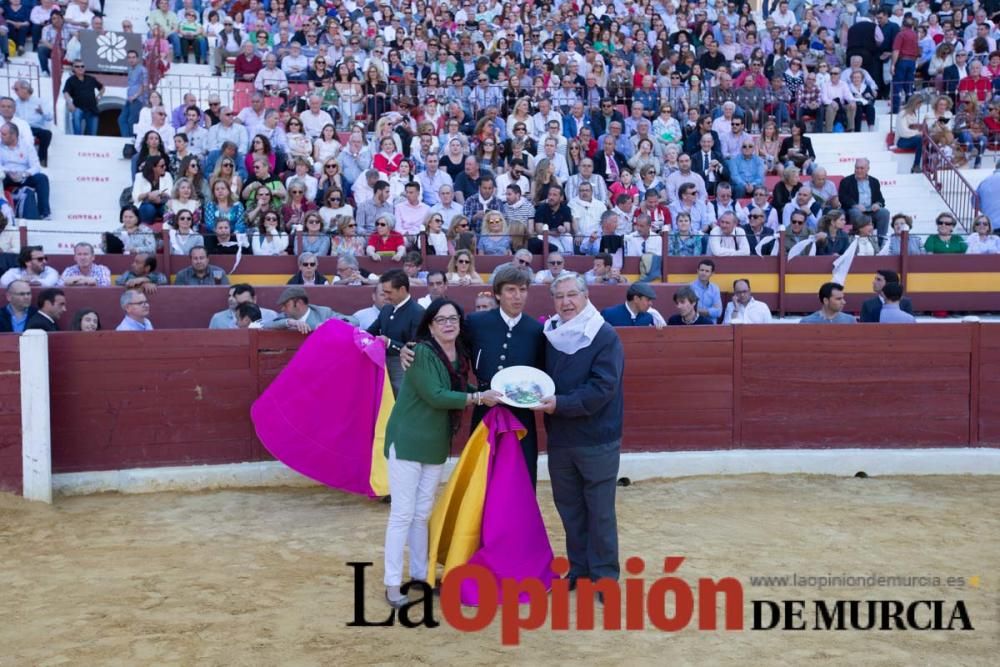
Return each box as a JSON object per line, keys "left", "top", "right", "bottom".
{"left": 548, "top": 439, "right": 621, "bottom": 582}
{"left": 386, "top": 356, "right": 404, "bottom": 397}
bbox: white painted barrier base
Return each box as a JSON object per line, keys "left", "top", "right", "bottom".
{"left": 51, "top": 448, "right": 1000, "bottom": 496}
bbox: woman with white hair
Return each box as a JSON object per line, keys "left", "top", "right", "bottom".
{"left": 365, "top": 213, "right": 406, "bottom": 261}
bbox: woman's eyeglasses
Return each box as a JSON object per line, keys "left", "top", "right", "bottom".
{"left": 301, "top": 261, "right": 318, "bottom": 267}
{"left": 456, "top": 258, "right": 471, "bottom": 264}
{"left": 433, "top": 316, "right": 460, "bottom": 325}
{"left": 376, "top": 222, "right": 388, "bottom": 227}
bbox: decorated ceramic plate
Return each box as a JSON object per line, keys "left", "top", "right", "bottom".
{"left": 490, "top": 366, "right": 556, "bottom": 409}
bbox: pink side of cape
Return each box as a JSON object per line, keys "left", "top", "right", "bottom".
{"left": 250, "top": 320, "right": 386, "bottom": 497}
{"left": 460, "top": 407, "right": 555, "bottom": 606}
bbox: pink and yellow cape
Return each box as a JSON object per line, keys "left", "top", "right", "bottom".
{"left": 429, "top": 407, "right": 554, "bottom": 605}
{"left": 250, "top": 320, "right": 391, "bottom": 497}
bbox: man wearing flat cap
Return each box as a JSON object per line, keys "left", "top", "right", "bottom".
{"left": 600, "top": 283, "right": 657, "bottom": 327}
{"left": 263, "top": 286, "right": 357, "bottom": 334}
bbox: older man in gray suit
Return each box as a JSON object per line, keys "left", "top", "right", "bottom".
{"left": 264, "top": 286, "right": 357, "bottom": 333}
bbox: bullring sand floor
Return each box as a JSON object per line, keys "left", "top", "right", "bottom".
{"left": 1, "top": 474, "right": 997, "bottom": 665}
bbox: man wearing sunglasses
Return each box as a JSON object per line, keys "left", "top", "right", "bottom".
{"left": 62, "top": 60, "right": 104, "bottom": 136}
{"left": 1, "top": 246, "right": 60, "bottom": 288}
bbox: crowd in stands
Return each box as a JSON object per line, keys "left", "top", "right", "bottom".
{"left": 6, "top": 0, "right": 1000, "bottom": 332}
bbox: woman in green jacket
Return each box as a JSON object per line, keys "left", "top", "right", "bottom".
{"left": 383, "top": 299, "right": 501, "bottom": 608}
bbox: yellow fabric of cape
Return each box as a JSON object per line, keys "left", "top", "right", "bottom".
{"left": 427, "top": 417, "right": 526, "bottom": 587}
{"left": 368, "top": 368, "right": 393, "bottom": 497}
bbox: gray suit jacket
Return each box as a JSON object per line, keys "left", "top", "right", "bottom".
{"left": 264, "top": 304, "right": 358, "bottom": 330}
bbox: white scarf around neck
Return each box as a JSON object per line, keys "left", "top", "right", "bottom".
{"left": 544, "top": 301, "right": 606, "bottom": 355}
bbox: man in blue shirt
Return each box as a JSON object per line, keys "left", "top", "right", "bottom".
{"left": 119, "top": 50, "right": 148, "bottom": 139}
{"left": 975, "top": 164, "right": 1000, "bottom": 226}
{"left": 0, "top": 280, "right": 36, "bottom": 333}
{"left": 688, "top": 259, "right": 722, "bottom": 322}
{"left": 800, "top": 282, "right": 857, "bottom": 324}
{"left": 601, "top": 283, "right": 656, "bottom": 327}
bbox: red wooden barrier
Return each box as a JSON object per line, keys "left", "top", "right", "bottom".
{"left": 0, "top": 325, "right": 995, "bottom": 494}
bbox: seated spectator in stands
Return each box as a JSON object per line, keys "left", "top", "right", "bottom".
{"left": 670, "top": 182, "right": 715, "bottom": 233}
{"left": 251, "top": 211, "right": 290, "bottom": 256}
{"left": 885, "top": 214, "right": 923, "bottom": 256}
{"left": 373, "top": 135, "right": 404, "bottom": 177}
{"left": 282, "top": 178, "right": 319, "bottom": 231}
{"left": 244, "top": 187, "right": 278, "bottom": 231}
{"left": 723, "top": 279, "right": 772, "bottom": 324}
{"left": 11, "top": 81, "right": 52, "bottom": 167}
{"left": 174, "top": 246, "right": 230, "bottom": 285}
{"left": 728, "top": 138, "right": 765, "bottom": 198}
{"left": 133, "top": 155, "right": 173, "bottom": 224}
{"left": 667, "top": 286, "right": 715, "bottom": 326}
{"left": 0, "top": 279, "right": 35, "bottom": 332}
{"left": 778, "top": 121, "right": 816, "bottom": 174}
{"left": 353, "top": 284, "right": 387, "bottom": 330}
{"left": 580, "top": 210, "right": 625, "bottom": 258}
{"left": 968, "top": 215, "right": 1000, "bottom": 254}
{"left": 839, "top": 159, "right": 890, "bottom": 240}
{"left": 474, "top": 290, "right": 498, "bottom": 312}
{"left": 741, "top": 208, "right": 774, "bottom": 256}
{"left": 166, "top": 177, "right": 202, "bottom": 227}
{"left": 784, "top": 211, "right": 814, "bottom": 254}
{"left": 462, "top": 174, "right": 503, "bottom": 234}
{"left": 394, "top": 181, "right": 430, "bottom": 242}
{"left": 286, "top": 158, "right": 318, "bottom": 203}
{"left": 168, "top": 209, "right": 204, "bottom": 256}
{"left": 329, "top": 216, "right": 367, "bottom": 257}
{"left": 860, "top": 270, "right": 914, "bottom": 323}
{"left": 416, "top": 213, "right": 447, "bottom": 256}
{"left": 61, "top": 242, "right": 110, "bottom": 287}
{"left": 244, "top": 132, "right": 276, "bottom": 177}
{"left": 446, "top": 249, "right": 485, "bottom": 286}
{"left": 206, "top": 108, "right": 250, "bottom": 169}
{"left": 814, "top": 210, "right": 851, "bottom": 256}
{"left": 300, "top": 95, "right": 335, "bottom": 141}
{"left": 848, "top": 70, "right": 877, "bottom": 132}
{"left": 366, "top": 214, "right": 406, "bottom": 262}
{"left": 0, "top": 123, "right": 50, "bottom": 220}
{"left": 133, "top": 106, "right": 175, "bottom": 153}
{"left": 0, "top": 245, "right": 63, "bottom": 287}
{"left": 878, "top": 282, "right": 916, "bottom": 323}
{"left": 209, "top": 147, "right": 246, "bottom": 194}
{"left": 478, "top": 211, "right": 511, "bottom": 256}
{"left": 821, "top": 66, "right": 855, "bottom": 132}
{"left": 319, "top": 189, "right": 353, "bottom": 229}
{"left": 36, "top": 10, "right": 67, "bottom": 78}
{"left": 213, "top": 17, "right": 243, "bottom": 76}
{"left": 115, "top": 252, "right": 167, "bottom": 294}
{"left": 689, "top": 260, "right": 722, "bottom": 322}
{"left": 113, "top": 205, "right": 157, "bottom": 255}
{"left": 782, "top": 185, "right": 821, "bottom": 230}
{"left": 286, "top": 252, "right": 329, "bottom": 285}
{"left": 924, "top": 212, "right": 968, "bottom": 254}
{"left": 266, "top": 286, "right": 357, "bottom": 333}
{"left": 25, "top": 288, "right": 65, "bottom": 332}
{"left": 708, "top": 212, "right": 751, "bottom": 256}
{"left": 209, "top": 284, "right": 277, "bottom": 329}
{"left": 235, "top": 303, "right": 263, "bottom": 328}
{"left": 243, "top": 157, "right": 288, "bottom": 211}
{"left": 297, "top": 213, "right": 330, "bottom": 256}
{"left": 801, "top": 282, "right": 855, "bottom": 325}
{"left": 204, "top": 177, "right": 248, "bottom": 234}
{"left": 71, "top": 309, "right": 101, "bottom": 332}
{"left": 602, "top": 282, "right": 656, "bottom": 327}
{"left": 896, "top": 96, "right": 924, "bottom": 173}
{"left": 625, "top": 213, "right": 663, "bottom": 267}
{"left": 668, "top": 212, "right": 703, "bottom": 257}
{"left": 958, "top": 59, "right": 991, "bottom": 103}
{"left": 854, "top": 217, "right": 882, "bottom": 256}
{"left": 332, "top": 254, "right": 378, "bottom": 286}
{"left": 585, "top": 253, "right": 629, "bottom": 286}
{"left": 401, "top": 252, "right": 427, "bottom": 287}
{"left": 235, "top": 41, "right": 263, "bottom": 85}
{"left": 533, "top": 251, "right": 573, "bottom": 285}
{"left": 206, "top": 219, "right": 247, "bottom": 255}
{"left": 116, "top": 289, "right": 154, "bottom": 331}
{"left": 809, "top": 168, "right": 840, "bottom": 211}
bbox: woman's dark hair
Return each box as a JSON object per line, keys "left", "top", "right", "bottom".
{"left": 252, "top": 133, "right": 273, "bottom": 155}
{"left": 136, "top": 130, "right": 163, "bottom": 163}
{"left": 179, "top": 155, "right": 203, "bottom": 189}
{"left": 415, "top": 299, "right": 472, "bottom": 435}
{"left": 791, "top": 120, "right": 807, "bottom": 136}
{"left": 119, "top": 204, "right": 140, "bottom": 224}
{"left": 71, "top": 308, "right": 101, "bottom": 331}
{"left": 141, "top": 155, "right": 166, "bottom": 185}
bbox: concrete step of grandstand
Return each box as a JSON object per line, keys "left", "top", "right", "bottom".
{"left": 26, "top": 135, "right": 130, "bottom": 251}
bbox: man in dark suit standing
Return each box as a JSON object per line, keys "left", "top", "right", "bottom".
{"left": 25, "top": 288, "right": 66, "bottom": 332}
{"left": 846, "top": 9, "right": 884, "bottom": 95}
{"left": 860, "top": 270, "right": 914, "bottom": 322}
{"left": 0, "top": 279, "right": 37, "bottom": 333}
{"left": 601, "top": 283, "right": 657, "bottom": 327}
{"left": 368, "top": 269, "right": 425, "bottom": 396}
{"left": 466, "top": 266, "right": 546, "bottom": 486}
{"left": 689, "top": 132, "right": 730, "bottom": 197}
